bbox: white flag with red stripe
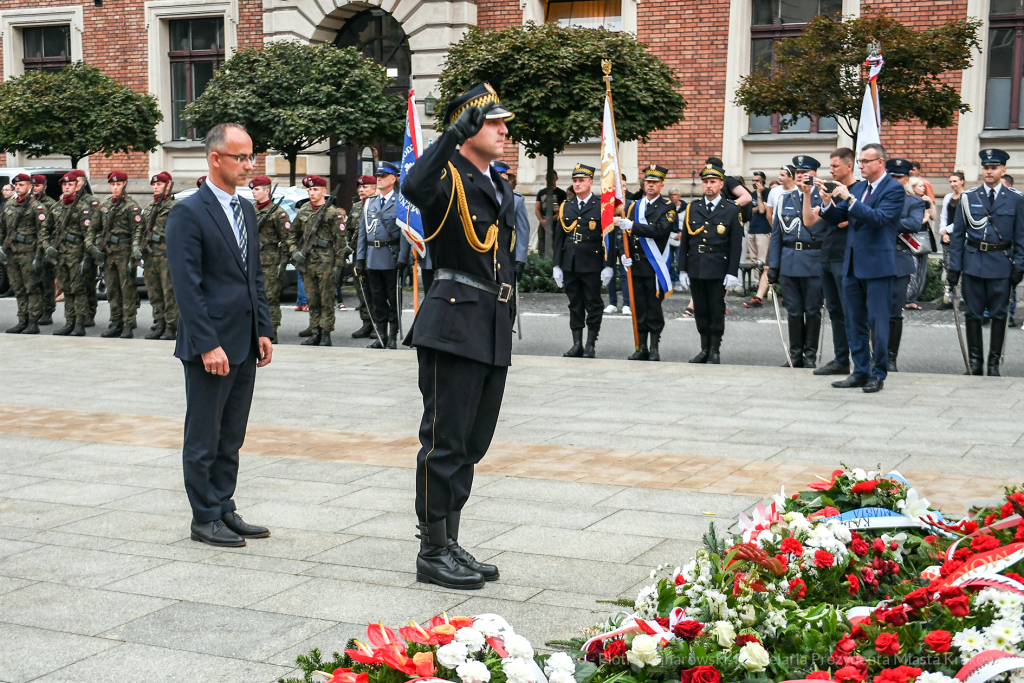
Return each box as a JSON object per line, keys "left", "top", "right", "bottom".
{"left": 600, "top": 91, "right": 623, "bottom": 254}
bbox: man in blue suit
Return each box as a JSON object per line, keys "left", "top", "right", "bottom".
{"left": 166, "top": 122, "right": 274, "bottom": 547}
{"left": 816, "top": 143, "right": 903, "bottom": 393}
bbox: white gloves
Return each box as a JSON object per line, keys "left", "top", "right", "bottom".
{"left": 724, "top": 274, "right": 740, "bottom": 290}
{"left": 619, "top": 219, "right": 634, "bottom": 232}
{"left": 601, "top": 267, "right": 613, "bottom": 286}
{"left": 552, "top": 265, "right": 564, "bottom": 289}
{"left": 679, "top": 272, "right": 690, "bottom": 289}
{"left": 620, "top": 255, "right": 633, "bottom": 268}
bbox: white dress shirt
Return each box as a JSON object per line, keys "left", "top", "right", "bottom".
{"left": 205, "top": 178, "right": 244, "bottom": 246}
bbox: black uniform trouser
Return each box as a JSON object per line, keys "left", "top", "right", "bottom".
{"left": 691, "top": 277, "right": 726, "bottom": 339}
{"left": 415, "top": 347, "right": 508, "bottom": 524}
{"left": 367, "top": 268, "right": 398, "bottom": 329}
{"left": 631, "top": 274, "right": 664, "bottom": 335}
{"left": 564, "top": 270, "right": 603, "bottom": 331}
{"left": 891, "top": 275, "right": 911, "bottom": 320}
{"left": 963, "top": 274, "right": 1011, "bottom": 321}
{"left": 781, "top": 275, "right": 823, "bottom": 318}
{"left": 821, "top": 260, "right": 849, "bottom": 363}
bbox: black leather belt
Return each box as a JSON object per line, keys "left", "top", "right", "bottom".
{"left": 436, "top": 268, "right": 513, "bottom": 303}
{"left": 315, "top": 238, "right": 330, "bottom": 248}
{"left": 694, "top": 244, "right": 728, "bottom": 254}
{"left": 784, "top": 240, "right": 822, "bottom": 251}
{"left": 64, "top": 233, "right": 82, "bottom": 244}
{"left": 149, "top": 234, "right": 163, "bottom": 244}
{"left": 967, "top": 237, "right": 1011, "bottom": 252}
{"left": 371, "top": 239, "right": 398, "bottom": 248}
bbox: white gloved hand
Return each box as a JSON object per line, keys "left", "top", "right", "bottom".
{"left": 619, "top": 219, "right": 634, "bottom": 232}
{"left": 601, "top": 267, "right": 613, "bottom": 286}
{"left": 679, "top": 271, "right": 690, "bottom": 289}
{"left": 552, "top": 265, "right": 564, "bottom": 289}
{"left": 724, "top": 274, "right": 740, "bottom": 290}
{"left": 620, "top": 255, "right": 632, "bottom": 268}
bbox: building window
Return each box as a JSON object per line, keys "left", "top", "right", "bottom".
{"left": 168, "top": 17, "right": 225, "bottom": 140}
{"left": 334, "top": 9, "right": 412, "bottom": 91}
{"left": 749, "top": 0, "right": 840, "bottom": 134}
{"left": 545, "top": 0, "right": 621, "bottom": 31}
{"left": 985, "top": 1, "right": 1024, "bottom": 130}
{"left": 22, "top": 25, "right": 71, "bottom": 72}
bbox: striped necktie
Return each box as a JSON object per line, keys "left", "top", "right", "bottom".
{"left": 231, "top": 195, "right": 247, "bottom": 262}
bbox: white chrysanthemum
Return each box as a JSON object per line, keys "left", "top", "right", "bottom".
{"left": 984, "top": 620, "right": 1024, "bottom": 649}
{"left": 457, "top": 660, "right": 491, "bottom": 683}
{"left": 549, "top": 671, "right": 575, "bottom": 683}
{"left": 830, "top": 523, "right": 853, "bottom": 544}
{"left": 504, "top": 633, "right": 535, "bottom": 661}
{"left": 437, "top": 642, "right": 470, "bottom": 669}
{"left": 544, "top": 652, "right": 576, "bottom": 676}
{"left": 917, "top": 672, "right": 959, "bottom": 683}
{"left": 472, "top": 618, "right": 501, "bottom": 638}
{"left": 455, "top": 626, "right": 486, "bottom": 653}
{"left": 502, "top": 657, "right": 534, "bottom": 683}
{"left": 634, "top": 584, "right": 659, "bottom": 619}
{"left": 951, "top": 627, "right": 986, "bottom": 654}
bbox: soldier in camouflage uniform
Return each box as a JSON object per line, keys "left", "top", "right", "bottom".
{"left": 289, "top": 174, "right": 346, "bottom": 346}
{"left": 350, "top": 174, "right": 377, "bottom": 339}
{"left": 70, "top": 170, "right": 101, "bottom": 327}
{"left": 48, "top": 173, "right": 92, "bottom": 336}
{"left": 0, "top": 174, "right": 51, "bottom": 334}
{"left": 96, "top": 170, "right": 143, "bottom": 338}
{"left": 31, "top": 175, "right": 58, "bottom": 326}
{"left": 249, "top": 175, "right": 290, "bottom": 342}
{"left": 134, "top": 172, "right": 178, "bottom": 340}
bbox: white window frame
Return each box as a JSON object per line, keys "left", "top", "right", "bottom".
{"left": 0, "top": 5, "right": 84, "bottom": 80}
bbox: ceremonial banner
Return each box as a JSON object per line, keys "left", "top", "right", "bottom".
{"left": 397, "top": 89, "right": 425, "bottom": 258}
{"left": 600, "top": 89, "right": 623, "bottom": 255}
{"left": 854, "top": 51, "right": 883, "bottom": 179}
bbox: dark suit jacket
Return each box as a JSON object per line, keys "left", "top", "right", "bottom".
{"left": 678, "top": 196, "right": 743, "bottom": 280}
{"left": 166, "top": 183, "right": 273, "bottom": 364}
{"left": 819, "top": 173, "right": 903, "bottom": 280}
{"left": 950, "top": 184, "right": 1024, "bottom": 279}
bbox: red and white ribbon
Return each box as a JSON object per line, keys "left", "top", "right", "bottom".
{"left": 956, "top": 650, "right": 1024, "bottom": 683}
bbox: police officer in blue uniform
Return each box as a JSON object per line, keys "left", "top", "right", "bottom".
{"left": 491, "top": 160, "right": 530, "bottom": 286}
{"left": 949, "top": 148, "right": 1024, "bottom": 376}
{"left": 357, "top": 161, "right": 411, "bottom": 349}
{"left": 885, "top": 159, "right": 926, "bottom": 372}
{"left": 552, "top": 164, "right": 616, "bottom": 358}
{"left": 768, "top": 155, "right": 825, "bottom": 368}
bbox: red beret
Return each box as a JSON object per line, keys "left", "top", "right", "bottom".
{"left": 248, "top": 176, "right": 272, "bottom": 190}
{"left": 11, "top": 173, "right": 32, "bottom": 184}
{"left": 60, "top": 173, "right": 76, "bottom": 185}
{"left": 302, "top": 175, "right": 327, "bottom": 188}
{"left": 356, "top": 175, "right": 377, "bottom": 186}
{"left": 31, "top": 174, "right": 47, "bottom": 185}
{"left": 107, "top": 170, "right": 128, "bottom": 183}
{"left": 196, "top": 176, "right": 207, "bottom": 188}
{"left": 69, "top": 169, "right": 86, "bottom": 179}
{"left": 150, "top": 172, "right": 172, "bottom": 185}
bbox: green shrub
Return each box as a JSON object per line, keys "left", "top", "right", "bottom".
{"left": 520, "top": 253, "right": 560, "bottom": 293}
{"left": 921, "top": 257, "right": 945, "bottom": 302}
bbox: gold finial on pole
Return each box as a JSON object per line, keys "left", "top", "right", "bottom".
{"left": 601, "top": 59, "right": 612, "bottom": 92}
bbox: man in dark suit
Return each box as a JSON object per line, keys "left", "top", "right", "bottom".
{"left": 402, "top": 83, "right": 515, "bottom": 590}
{"left": 817, "top": 142, "right": 903, "bottom": 393}
{"left": 166, "top": 122, "right": 274, "bottom": 547}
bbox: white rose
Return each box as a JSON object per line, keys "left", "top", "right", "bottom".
{"left": 545, "top": 653, "right": 576, "bottom": 675}
{"left": 437, "top": 642, "right": 470, "bottom": 669}
{"left": 502, "top": 657, "right": 533, "bottom": 683}
{"left": 740, "top": 605, "right": 757, "bottom": 625}
{"left": 456, "top": 626, "right": 486, "bottom": 653}
{"left": 737, "top": 642, "right": 770, "bottom": 672}
{"left": 830, "top": 524, "right": 852, "bottom": 544}
{"left": 625, "top": 634, "right": 661, "bottom": 668}
{"left": 457, "top": 660, "right": 492, "bottom": 683}
{"left": 549, "top": 670, "right": 575, "bottom": 683}
{"left": 714, "top": 621, "right": 736, "bottom": 648}
{"left": 504, "top": 633, "right": 535, "bottom": 660}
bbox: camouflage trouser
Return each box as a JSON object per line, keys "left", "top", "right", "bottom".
{"left": 354, "top": 272, "right": 374, "bottom": 322}
{"left": 104, "top": 247, "right": 139, "bottom": 327}
{"left": 260, "top": 249, "right": 283, "bottom": 330}
{"left": 40, "top": 261, "right": 56, "bottom": 315}
{"left": 7, "top": 249, "right": 42, "bottom": 322}
{"left": 55, "top": 249, "right": 88, "bottom": 324}
{"left": 143, "top": 248, "right": 177, "bottom": 327}
{"left": 303, "top": 258, "right": 335, "bottom": 333}
{"left": 84, "top": 254, "right": 98, "bottom": 318}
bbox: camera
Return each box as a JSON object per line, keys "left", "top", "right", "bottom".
{"left": 823, "top": 182, "right": 837, "bottom": 193}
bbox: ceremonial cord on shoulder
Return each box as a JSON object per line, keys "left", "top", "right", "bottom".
{"left": 431, "top": 161, "right": 499, "bottom": 257}
{"left": 684, "top": 202, "right": 703, "bottom": 236}
{"left": 559, "top": 202, "right": 578, "bottom": 233}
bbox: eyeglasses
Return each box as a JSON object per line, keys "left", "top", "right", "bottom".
{"left": 857, "top": 156, "right": 883, "bottom": 166}
{"left": 218, "top": 152, "right": 257, "bottom": 165}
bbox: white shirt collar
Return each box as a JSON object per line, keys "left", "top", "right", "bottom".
{"left": 205, "top": 178, "right": 242, "bottom": 241}
{"left": 577, "top": 193, "right": 592, "bottom": 206}
{"left": 379, "top": 189, "right": 394, "bottom": 203}
{"left": 984, "top": 183, "right": 1002, "bottom": 200}
{"left": 705, "top": 194, "right": 721, "bottom": 210}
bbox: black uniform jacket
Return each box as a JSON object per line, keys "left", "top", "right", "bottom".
{"left": 619, "top": 195, "right": 676, "bottom": 279}
{"left": 402, "top": 128, "right": 517, "bottom": 367}
{"left": 552, "top": 194, "right": 615, "bottom": 273}
{"left": 678, "top": 196, "right": 744, "bottom": 280}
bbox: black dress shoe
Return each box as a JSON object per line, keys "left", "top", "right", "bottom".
{"left": 416, "top": 519, "right": 485, "bottom": 590}
{"left": 832, "top": 374, "right": 869, "bottom": 388}
{"left": 301, "top": 332, "right": 322, "bottom": 346}
{"left": 298, "top": 326, "right": 313, "bottom": 337}
{"left": 191, "top": 519, "right": 246, "bottom": 547}
{"left": 221, "top": 511, "right": 270, "bottom": 538}
{"left": 689, "top": 349, "right": 710, "bottom": 363}
{"left": 563, "top": 342, "right": 584, "bottom": 358}
{"left": 862, "top": 377, "right": 884, "bottom": 393}
{"left": 813, "top": 360, "right": 850, "bottom": 376}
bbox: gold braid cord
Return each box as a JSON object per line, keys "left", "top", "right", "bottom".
{"left": 424, "top": 162, "right": 500, "bottom": 256}
{"left": 559, "top": 202, "right": 578, "bottom": 233}
{"left": 684, "top": 202, "right": 703, "bottom": 236}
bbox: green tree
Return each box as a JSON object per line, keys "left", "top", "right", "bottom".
{"left": 0, "top": 62, "right": 161, "bottom": 168}
{"left": 184, "top": 41, "right": 404, "bottom": 186}
{"left": 734, "top": 11, "right": 981, "bottom": 138}
{"left": 436, "top": 23, "right": 686, "bottom": 241}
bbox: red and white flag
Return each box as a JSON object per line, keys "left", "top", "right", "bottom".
{"left": 600, "top": 90, "right": 623, "bottom": 253}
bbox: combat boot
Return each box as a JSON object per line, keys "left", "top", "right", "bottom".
{"left": 38, "top": 313, "right": 53, "bottom": 325}
{"left": 145, "top": 324, "right": 165, "bottom": 340}
{"left": 159, "top": 325, "right": 176, "bottom": 341}
{"left": 446, "top": 511, "right": 499, "bottom": 581}
{"left": 72, "top": 319, "right": 86, "bottom": 336}
{"left": 120, "top": 327, "right": 133, "bottom": 339}
{"left": 707, "top": 335, "right": 722, "bottom": 364}
{"left": 803, "top": 315, "right": 821, "bottom": 369}
{"left": 689, "top": 333, "right": 710, "bottom": 363}
{"left": 367, "top": 323, "right": 386, "bottom": 349}
{"left": 888, "top": 319, "right": 903, "bottom": 372}
{"left": 627, "top": 331, "right": 649, "bottom": 361}
{"left": 102, "top": 325, "right": 124, "bottom": 338}
{"left": 785, "top": 316, "right": 804, "bottom": 368}
{"left": 648, "top": 332, "right": 661, "bottom": 362}
{"left": 563, "top": 329, "right": 584, "bottom": 357}
{"left": 53, "top": 320, "right": 75, "bottom": 336}
{"left": 320, "top": 331, "right": 332, "bottom": 347}
{"left": 351, "top": 321, "right": 374, "bottom": 338}
{"left": 6, "top": 320, "right": 28, "bottom": 334}
{"left": 582, "top": 327, "right": 598, "bottom": 358}
{"left": 22, "top": 319, "right": 40, "bottom": 334}
{"left": 84, "top": 316, "right": 95, "bottom": 328}
{"left": 416, "top": 519, "right": 485, "bottom": 590}
{"left": 301, "top": 330, "right": 322, "bottom": 346}
{"left": 966, "top": 320, "right": 984, "bottom": 376}
{"left": 988, "top": 318, "right": 1007, "bottom": 377}
{"left": 299, "top": 326, "right": 313, "bottom": 338}
{"left": 386, "top": 322, "right": 398, "bottom": 350}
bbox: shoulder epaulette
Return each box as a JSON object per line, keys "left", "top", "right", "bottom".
{"left": 1007, "top": 186, "right": 1023, "bottom": 197}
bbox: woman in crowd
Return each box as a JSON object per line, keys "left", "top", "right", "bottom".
{"left": 937, "top": 171, "right": 965, "bottom": 310}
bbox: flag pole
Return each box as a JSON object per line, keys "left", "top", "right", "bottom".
{"left": 413, "top": 251, "right": 419, "bottom": 316}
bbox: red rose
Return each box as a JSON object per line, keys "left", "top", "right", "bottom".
{"left": 938, "top": 586, "right": 965, "bottom": 603}
{"left": 831, "top": 634, "right": 858, "bottom": 665}
{"left": 940, "top": 559, "right": 964, "bottom": 577}
{"left": 887, "top": 607, "right": 909, "bottom": 627}
{"left": 852, "top": 480, "right": 880, "bottom": 495}
{"left": 603, "top": 639, "right": 627, "bottom": 663}
{"left": 673, "top": 620, "right": 704, "bottom": 641}
{"left": 655, "top": 617, "right": 670, "bottom": 629}
{"left": 874, "top": 632, "right": 901, "bottom": 656}
{"left": 781, "top": 537, "right": 804, "bottom": 557}
{"left": 924, "top": 630, "right": 952, "bottom": 653}
{"left": 789, "top": 577, "right": 807, "bottom": 599}
{"left": 736, "top": 634, "right": 761, "bottom": 647}
{"left": 887, "top": 561, "right": 899, "bottom": 575}
{"left": 984, "top": 514, "right": 998, "bottom": 527}
{"left": 585, "top": 639, "right": 604, "bottom": 663}
{"left": 923, "top": 535, "right": 937, "bottom": 544}
{"left": 851, "top": 539, "right": 869, "bottom": 556}
{"left": 680, "top": 665, "right": 721, "bottom": 683}
{"left": 946, "top": 595, "right": 970, "bottom": 617}
{"left": 807, "top": 672, "right": 832, "bottom": 681}
{"left": 971, "top": 535, "right": 1002, "bottom": 553}
{"left": 904, "top": 587, "right": 931, "bottom": 609}
{"left": 835, "top": 666, "right": 867, "bottom": 683}
{"left": 851, "top": 624, "right": 867, "bottom": 641}
{"left": 1006, "top": 571, "right": 1024, "bottom": 584}
{"left": 815, "top": 549, "right": 836, "bottom": 568}
{"left": 874, "top": 666, "right": 923, "bottom": 683}
{"left": 846, "top": 573, "right": 860, "bottom": 596}
{"left": 674, "top": 574, "right": 686, "bottom": 586}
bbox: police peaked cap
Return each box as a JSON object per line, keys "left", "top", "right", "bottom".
{"left": 572, "top": 164, "right": 596, "bottom": 179}
{"left": 491, "top": 160, "right": 511, "bottom": 174}
{"left": 792, "top": 155, "right": 820, "bottom": 172}
{"left": 443, "top": 83, "right": 514, "bottom": 127}
{"left": 375, "top": 161, "right": 400, "bottom": 176}
{"left": 107, "top": 170, "right": 128, "bottom": 183}
{"left": 980, "top": 148, "right": 1010, "bottom": 166}
{"left": 886, "top": 158, "right": 913, "bottom": 177}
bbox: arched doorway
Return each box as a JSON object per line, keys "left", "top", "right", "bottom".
{"left": 330, "top": 8, "right": 410, "bottom": 207}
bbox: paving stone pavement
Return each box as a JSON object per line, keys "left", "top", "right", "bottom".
{"left": 0, "top": 334, "right": 1021, "bottom": 682}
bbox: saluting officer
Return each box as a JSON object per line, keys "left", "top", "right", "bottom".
{"left": 250, "top": 176, "right": 291, "bottom": 342}
{"left": 402, "top": 83, "right": 516, "bottom": 591}
{"left": 616, "top": 164, "right": 676, "bottom": 362}
{"left": 885, "top": 159, "right": 927, "bottom": 372}
{"left": 350, "top": 175, "right": 378, "bottom": 340}
{"left": 0, "top": 173, "right": 51, "bottom": 335}
{"left": 678, "top": 162, "right": 743, "bottom": 364}
{"left": 949, "top": 148, "right": 1024, "bottom": 376}
{"left": 31, "top": 175, "right": 58, "bottom": 326}
{"left": 96, "top": 170, "right": 143, "bottom": 338}
{"left": 356, "top": 161, "right": 410, "bottom": 350}
{"left": 768, "top": 155, "right": 826, "bottom": 368}
{"left": 552, "top": 164, "right": 615, "bottom": 358}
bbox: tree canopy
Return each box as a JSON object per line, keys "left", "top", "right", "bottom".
{"left": 734, "top": 11, "right": 981, "bottom": 139}
{"left": 0, "top": 62, "right": 162, "bottom": 168}
{"left": 184, "top": 41, "right": 405, "bottom": 185}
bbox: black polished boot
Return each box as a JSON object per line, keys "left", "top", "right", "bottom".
{"left": 83, "top": 316, "right": 95, "bottom": 328}
{"left": 648, "top": 332, "right": 661, "bottom": 362}
{"left": 6, "top": 319, "right": 27, "bottom": 334}
{"left": 582, "top": 327, "right": 598, "bottom": 358}
{"left": 351, "top": 321, "right": 374, "bottom": 338}
{"left": 988, "top": 318, "right": 1007, "bottom": 377}
{"left": 627, "top": 331, "right": 649, "bottom": 360}
{"left": 299, "top": 326, "right": 313, "bottom": 338}
{"left": 102, "top": 324, "right": 124, "bottom": 338}
{"left": 803, "top": 315, "right": 820, "bottom": 369}
{"left": 320, "top": 331, "right": 333, "bottom": 347}
{"left": 367, "top": 323, "right": 386, "bottom": 348}
{"left": 22, "top": 319, "right": 40, "bottom": 334}
{"left": 159, "top": 324, "right": 176, "bottom": 341}
{"left": 446, "top": 510, "right": 499, "bottom": 581}
{"left": 301, "top": 330, "right": 322, "bottom": 346}
{"left": 707, "top": 335, "right": 722, "bottom": 364}
{"left": 966, "top": 320, "right": 984, "bottom": 376}
{"left": 785, "top": 315, "right": 804, "bottom": 368}
{"left": 563, "top": 329, "right": 584, "bottom": 357}
{"left": 689, "top": 333, "right": 710, "bottom": 363}
{"left": 386, "top": 323, "right": 398, "bottom": 350}
{"left": 145, "top": 324, "right": 164, "bottom": 340}
{"left": 888, "top": 318, "right": 903, "bottom": 372}
{"left": 416, "top": 519, "right": 485, "bottom": 590}
{"left": 53, "top": 320, "right": 75, "bottom": 336}
{"left": 120, "top": 326, "right": 133, "bottom": 339}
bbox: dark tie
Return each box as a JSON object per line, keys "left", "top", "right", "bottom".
{"left": 231, "top": 195, "right": 247, "bottom": 262}
{"left": 990, "top": 188, "right": 996, "bottom": 205}
{"left": 707, "top": 200, "right": 714, "bottom": 212}
{"left": 864, "top": 184, "right": 873, "bottom": 203}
